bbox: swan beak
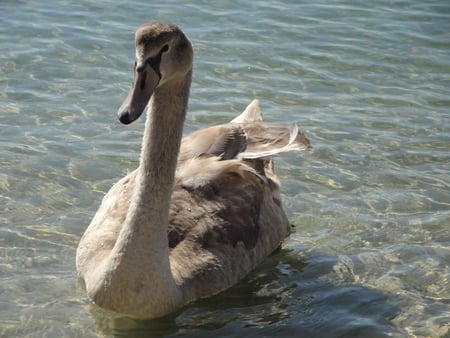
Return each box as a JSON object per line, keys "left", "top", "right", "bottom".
{"left": 117, "top": 66, "right": 160, "bottom": 125}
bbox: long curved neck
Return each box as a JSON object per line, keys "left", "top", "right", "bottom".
{"left": 104, "top": 70, "right": 191, "bottom": 318}
{"left": 135, "top": 72, "right": 191, "bottom": 225}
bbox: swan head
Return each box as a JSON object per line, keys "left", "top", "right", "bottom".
{"left": 117, "top": 22, "right": 193, "bottom": 124}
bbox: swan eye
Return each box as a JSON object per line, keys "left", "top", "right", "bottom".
{"left": 144, "top": 45, "right": 169, "bottom": 77}
{"left": 161, "top": 44, "right": 169, "bottom": 53}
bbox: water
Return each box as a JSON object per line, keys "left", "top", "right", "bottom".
{"left": 1, "top": 0, "right": 449, "bottom": 337}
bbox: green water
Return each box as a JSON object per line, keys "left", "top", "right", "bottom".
{"left": 1, "top": 1, "right": 449, "bottom": 337}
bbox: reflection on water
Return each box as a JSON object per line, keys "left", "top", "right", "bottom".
{"left": 88, "top": 249, "right": 403, "bottom": 337}
{"left": 1, "top": 0, "right": 449, "bottom": 337}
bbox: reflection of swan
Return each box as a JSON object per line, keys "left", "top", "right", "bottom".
{"left": 76, "top": 22, "right": 311, "bottom": 319}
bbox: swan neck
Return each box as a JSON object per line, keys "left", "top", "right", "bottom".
{"left": 139, "top": 73, "right": 191, "bottom": 199}
{"left": 97, "top": 70, "right": 192, "bottom": 318}
{"left": 126, "top": 70, "right": 191, "bottom": 250}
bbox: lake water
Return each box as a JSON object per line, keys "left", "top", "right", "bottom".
{"left": 1, "top": 1, "right": 449, "bottom": 337}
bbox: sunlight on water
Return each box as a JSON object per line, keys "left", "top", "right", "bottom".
{"left": 1, "top": 0, "right": 449, "bottom": 337}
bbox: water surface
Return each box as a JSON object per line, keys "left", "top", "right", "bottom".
{"left": 1, "top": 1, "right": 449, "bottom": 337}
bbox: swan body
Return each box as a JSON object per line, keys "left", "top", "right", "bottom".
{"left": 76, "top": 22, "right": 311, "bottom": 319}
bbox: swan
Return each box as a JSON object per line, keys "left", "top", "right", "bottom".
{"left": 76, "top": 22, "right": 311, "bottom": 319}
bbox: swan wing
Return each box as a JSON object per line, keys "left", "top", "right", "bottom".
{"left": 169, "top": 157, "right": 289, "bottom": 300}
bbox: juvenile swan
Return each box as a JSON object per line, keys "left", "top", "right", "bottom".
{"left": 76, "top": 22, "right": 311, "bottom": 319}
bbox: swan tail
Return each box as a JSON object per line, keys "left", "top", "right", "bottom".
{"left": 230, "top": 99, "right": 263, "bottom": 123}
{"left": 237, "top": 123, "right": 312, "bottom": 160}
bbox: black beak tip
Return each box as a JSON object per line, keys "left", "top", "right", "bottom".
{"left": 118, "top": 111, "right": 133, "bottom": 125}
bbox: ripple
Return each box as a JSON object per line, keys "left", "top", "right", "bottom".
{"left": 1, "top": 0, "right": 449, "bottom": 336}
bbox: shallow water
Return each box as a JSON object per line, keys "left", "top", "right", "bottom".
{"left": 1, "top": 1, "right": 449, "bottom": 337}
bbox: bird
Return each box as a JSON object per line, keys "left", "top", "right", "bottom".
{"left": 76, "top": 22, "right": 311, "bottom": 319}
